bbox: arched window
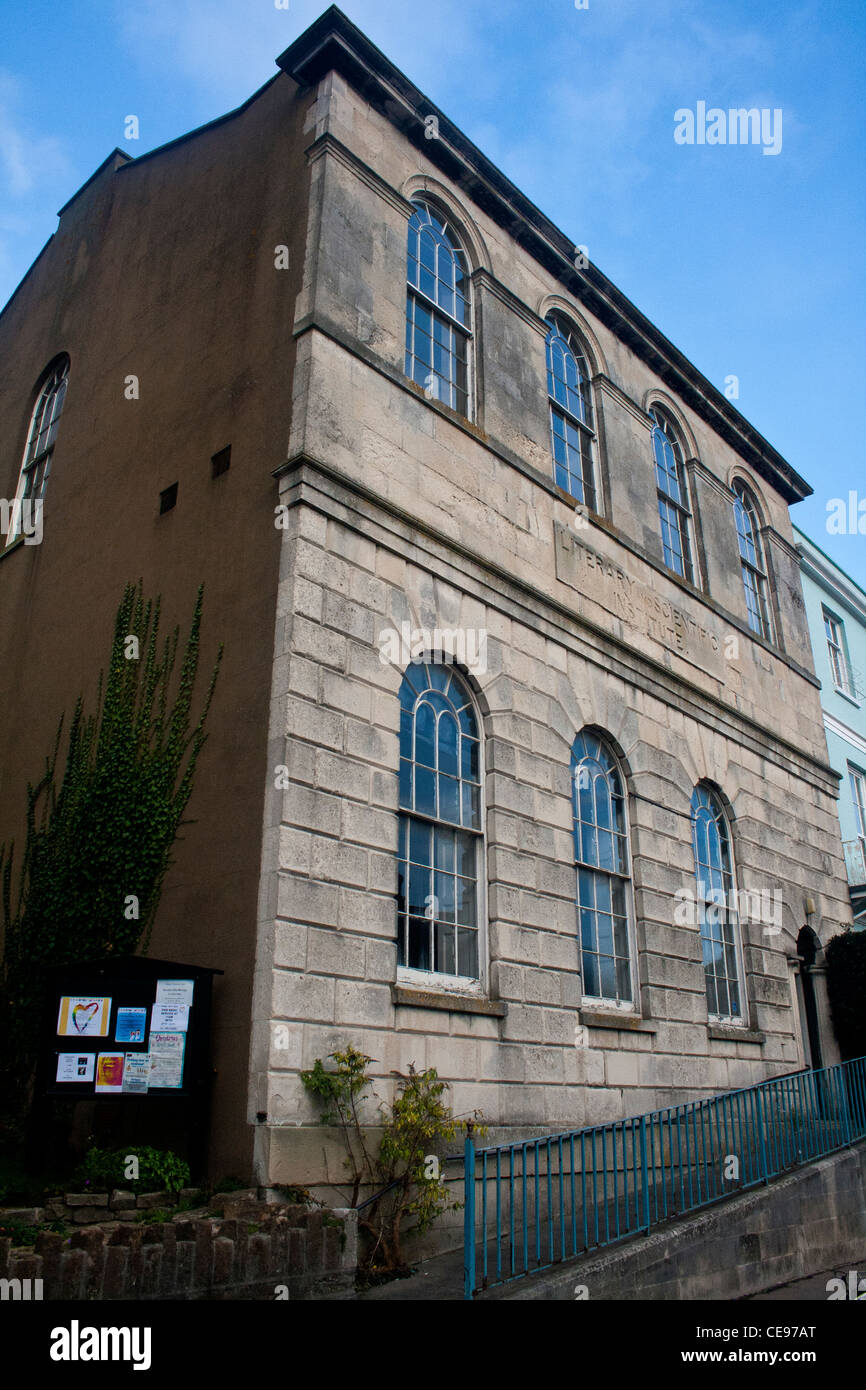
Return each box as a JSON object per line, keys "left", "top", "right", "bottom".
{"left": 546, "top": 317, "right": 597, "bottom": 510}
{"left": 649, "top": 406, "right": 694, "bottom": 583}
{"left": 6, "top": 356, "right": 69, "bottom": 546}
{"left": 405, "top": 202, "right": 471, "bottom": 417}
{"left": 397, "top": 662, "right": 482, "bottom": 981}
{"left": 572, "top": 731, "right": 634, "bottom": 1006}
{"left": 691, "top": 785, "right": 743, "bottom": 1023}
{"left": 733, "top": 481, "right": 773, "bottom": 641}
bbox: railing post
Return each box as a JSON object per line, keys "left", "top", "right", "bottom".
{"left": 639, "top": 1115, "right": 650, "bottom": 1232}
{"left": 464, "top": 1122, "right": 476, "bottom": 1301}
{"left": 754, "top": 1085, "right": 770, "bottom": 1184}
{"left": 836, "top": 1062, "right": 853, "bottom": 1148}
{"left": 852, "top": 1058, "right": 866, "bottom": 1139}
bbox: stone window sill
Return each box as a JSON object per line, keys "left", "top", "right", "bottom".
{"left": 579, "top": 1009, "right": 657, "bottom": 1033}
{"left": 391, "top": 985, "right": 507, "bottom": 1018}
{"left": 708, "top": 1023, "right": 765, "bottom": 1044}
{"left": 834, "top": 685, "right": 860, "bottom": 709}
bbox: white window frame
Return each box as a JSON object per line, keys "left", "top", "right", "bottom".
{"left": 649, "top": 406, "right": 696, "bottom": 585}
{"left": 691, "top": 786, "right": 747, "bottom": 1027}
{"left": 6, "top": 357, "right": 69, "bottom": 547}
{"left": 404, "top": 202, "right": 473, "bottom": 421}
{"left": 849, "top": 764, "right": 866, "bottom": 860}
{"left": 396, "top": 662, "right": 487, "bottom": 996}
{"left": 572, "top": 732, "right": 639, "bottom": 1014}
{"left": 545, "top": 317, "right": 598, "bottom": 512}
{"left": 733, "top": 481, "right": 774, "bottom": 642}
{"left": 824, "top": 608, "right": 854, "bottom": 697}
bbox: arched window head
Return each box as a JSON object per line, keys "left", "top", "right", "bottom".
{"left": 691, "top": 785, "right": 743, "bottom": 1023}
{"left": 397, "top": 662, "right": 482, "bottom": 981}
{"left": 545, "top": 317, "right": 597, "bottom": 511}
{"left": 405, "top": 201, "right": 471, "bottom": 417}
{"left": 6, "top": 356, "right": 69, "bottom": 546}
{"left": 649, "top": 406, "right": 694, "bottom": 583}
{"left": 733, "top": 481, "right": 773, "bottom": 641}
{"left": 571, "top": 730, "right": 634, "bottom": 1006}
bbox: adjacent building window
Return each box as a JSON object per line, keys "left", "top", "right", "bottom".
{"left": 572, "top": 731, "right": 634, "bottom": 1007}
{"left": 6, "top": 356, "right": 69, "bottom": 546}
{"left": 823, "top": 608, "right": 854, "bottom": 697}
{"left": 733, "top": 481, "right": 773, "bottom": 641}
{"left": 691, "top": 785, "right": 743, "bottom": 1024}
{"left": 849, "top": 765, "right": 866, "bottom": 848}
{"left": 397, "top": 663, "right": 482, "bottom": 982}
{"left": 649, "top": 406, "right": 694, "bottom": 583}
{"left": 545, "top": 317, "right": 597, "bottom": 510}
{"left": 405, "top": 201, "right": 471, "bottom": 417}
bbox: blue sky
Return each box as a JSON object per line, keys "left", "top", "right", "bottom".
{"left": 1, "top": 0, "right": 864, "bottom": 583}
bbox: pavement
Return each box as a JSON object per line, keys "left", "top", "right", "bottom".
{"left": 355, "top": 1246, "right": 465, "bottom": 1300}
{"left": 353, "top": 1247, "right": 866, "bottom": 1301}
{"left": 743, "top": 1262, "right": 866, "bottom": 1300}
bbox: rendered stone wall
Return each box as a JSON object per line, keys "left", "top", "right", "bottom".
{"left": 252, "top": 481, "right": 848, "bottom": 1190}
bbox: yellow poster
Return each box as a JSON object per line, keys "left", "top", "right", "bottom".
{"left": 57, "top": 996, "right": 111, "bottom": 1038}
{"left": 95, "top": 1053, "right": 125, "bottom": 1092}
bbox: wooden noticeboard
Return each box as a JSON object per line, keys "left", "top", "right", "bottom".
{"left": 33, "top": 955, "right": 222, "bottom": 1177}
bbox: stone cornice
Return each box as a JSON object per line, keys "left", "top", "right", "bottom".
{"left": 764, "top": 528, "right": 801, "bottom": 566}
{"left": 687, "top": 457, "right": 734, "bottom": 501}
{"left": 594, "top": 374, "right": 652, "bottom": 430}
{"left": 277, "top": 8, "right": 811, "bottom": 505}
{"left": 286, "top": 312, "right": 820, "bottom": 681}
{"left": 473, "top": 268, "right": 548, "bottom": 337}
{"left": 305, "top": 131, "right": 414, "bottom": 219}
{"left": 272, "top": 450, "right": 836, "bottom": 796}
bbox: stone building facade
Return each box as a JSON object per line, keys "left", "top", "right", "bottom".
{"left": 0, "top": 8, "right": 851, "bottom": 1196}
{"left": 252, "top": 10, "right": 851, "bottom": 1190}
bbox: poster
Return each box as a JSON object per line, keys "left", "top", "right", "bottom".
{"left": 148, "top": 1031, "right": 185, "bottom": 1089}
{"left": 57, "top": 996, "right": 111, "bottom": 1038}
{"left": 150, "top": 1003, "right": 189, "bottom": 1033}
{"left": 122, "top": 1053, "right": 151, "bottom": 1094}
{"left": 95, "top": 1053, "right": 125, "bottom": 1092}
{"left": 155, "top": 979, "right": 194, "bottom": 1008}
{"left": 115, "top": 1007, "right": 147, "bottom": 1043}
{"left": 56, "top": 1053, "right": 95, "bottom": 1083}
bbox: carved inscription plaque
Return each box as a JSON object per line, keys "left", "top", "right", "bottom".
{"left": 554, "top": 522, "right": 722, "bottom": 666}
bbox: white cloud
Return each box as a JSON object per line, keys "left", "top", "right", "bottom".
{"left": 115, "top": 0, "right": 500, "bottom": 110}
{"left": 0, "top": 73, "right": 70, "bottom": 197}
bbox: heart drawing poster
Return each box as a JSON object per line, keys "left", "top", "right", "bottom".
{"left": 57, "top": 996, "right": 111, "bottom": 1038}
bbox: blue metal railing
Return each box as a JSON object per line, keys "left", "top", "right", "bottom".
{"left": 463, "top": 1055, "right": 866, "bottom": 1298}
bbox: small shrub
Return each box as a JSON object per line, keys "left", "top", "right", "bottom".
{"left": 0, "top": 1221, "right": 42, "bottom": 1246}
{"left": 301, "top": 1044, "right": 485, "bottom": 1274}
{"left": 136, "top": 1208, "right": 172, "bottom": 1225}
{"left": 75, "top": 1145, "right": 190, "bottom": 1195}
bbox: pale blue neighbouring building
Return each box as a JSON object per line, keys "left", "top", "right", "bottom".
{"left": 795, "top": 525, "right": 866, "bottom": 925}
